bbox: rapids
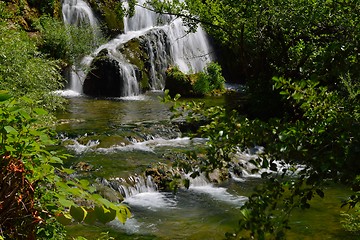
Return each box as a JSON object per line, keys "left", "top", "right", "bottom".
{"left": 57, "top": 94, "right": 353, "bottom": 240}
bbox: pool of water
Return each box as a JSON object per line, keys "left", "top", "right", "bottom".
{"left": 56, "top": 92, "right": 357, "bottom": 239}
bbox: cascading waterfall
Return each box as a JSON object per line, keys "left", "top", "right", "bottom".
{"left": 61, "top": 0, "right": 214, "bottom": 96}
{"left": 62, "top": 0, "right": 99, "bottom": 27}
{"left": 122, "top": 0, "right": 214, "bottom": 89}
{"left": 101, "top": 175, "right": 158, "bottom": 199}
{"left": 61, "top": 0, "right": 100, "bottom": 94}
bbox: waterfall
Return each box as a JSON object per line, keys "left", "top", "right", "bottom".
{"left": 61, "top": 0, "right": 214, "bottom": 97}
{"left": 61, "top": 0, "right": 99, "bottom": 94}
{"left": 62, "top": 0, "right": 99, "bottom": 27}
{"left": 122, "top": 0, "right": 213, "bottom": 87}
{"left": 102, "top": 175, "right": 158, "bottom": 199}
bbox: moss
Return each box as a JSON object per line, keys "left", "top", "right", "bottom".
{"left": 119, "top": 38, "right": 151, "bottom": 91}
{"left": 102, "top": 6, "right": 124, "bottom": 34}
{"left": 165, "top": 63, "right": 227, "bottom": 98}
{"left": 165, "top": 66, "right": 193, "bottom": 97}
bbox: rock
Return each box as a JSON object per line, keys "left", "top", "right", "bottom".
{"left": 83, "top": 49, "right": 127, "bottom": 97}
{"left": 164, "top": 66, "right": 193, "bottom": 97}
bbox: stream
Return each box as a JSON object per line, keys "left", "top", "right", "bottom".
{"left": 56, "top": 92, "right": 355, "bottom": 240}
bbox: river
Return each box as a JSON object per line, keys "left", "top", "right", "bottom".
{"left": 55, "top": 92, "right": 355, "bottom": 240}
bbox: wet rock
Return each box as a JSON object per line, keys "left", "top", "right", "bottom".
{"left": 83, "top": 49, "right": 126, "bottom": 97}
{"left": 73, "top": 161, "right": 94, "bottom": 172}
{"left": 207, "top": 169, "right": 229, "bottom": 183}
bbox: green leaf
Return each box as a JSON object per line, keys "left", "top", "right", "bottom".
{"left": 4, "top": 125, "right": 18, "bottom": 135}
{"left": 79, "top": 179, "right": 90, "bottom": 188}
{"left": 34, "top": 108, "right": 48, "bottom": 115}
{"left": 18, "top": 109, "right": 31, "bottom": 120}
{"left": 58, "top": 196, "right": 75, "bottom": 208}
{"left": 62, "top": 168, "right": 75, "bottom": 175}
{"left": 83, "top": 208, "right": 97, "bottom": 224}
{"left": 116, "top": 205, "right": 131, "bottom": 224}
{"left": 56, "top": 212, "right": 72, "bottom": 225}
{"left": 95, "top": 206, "right": 116, "bottom": 224}
{"left": 49, "top": 156, "right": 63, "bottom": 164}
{"left": 0, "top": 90, "right": 11, "bottom": 101}
{"left": 70, "top": 205, "right": 87, "bottom": 222}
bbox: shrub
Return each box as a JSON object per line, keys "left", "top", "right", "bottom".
{"left": 0, "top": 92, "right": 131, "bottom": 239}
{"left": 0, "top": 21, "right": 65, "bottom": 111}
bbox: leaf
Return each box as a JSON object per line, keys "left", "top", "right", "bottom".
{"left": 70, "top": 205, "right": 87, "bottom": 222}
{"left": 83, "top": 208, "right": 97, "bottom": 224}
{"left": 316, "top": 189, "right": 324, "bottom": 198}
{"left": 18, "top": 109, "right": 31, "bottom": 120}
{"left": 34, "top": 108, "right": 48, "bottom": 115}
{"left": 62, "top": 168, "right": 75, "bottom": 175}
{"left": 49, "top": 156, "right": 63, "bottom": 164}
{"left": 0, "top": 90, "right": 11, "bottom": 102}
{"left": 58, "top": 196, "right": 75, "bottom": 208}
{"left": 79, "top": 179, "right": 90, "bottom": 188}
{"left": 116, "top": 209, "right": 127, "bottom": 224}
{"left": 95, "top": 206, "right": 116, "bottom": 224}
{"left": 4, "top": 126, "right": 18, "bottom": 135}
{"left": 56, "top": 212, "right": 72, "bottom": 225}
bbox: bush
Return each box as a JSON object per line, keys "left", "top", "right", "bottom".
{"left": 206, "top": 62, "right": 225, "bottom": 91}
{"left": 0, "top": 92, "right": 131, "bottom": 239}
{"left": 35, "top": 15, "right": 102, "bottom": 66}
{"left": 166, "top": 63, "right": 226, "bottom": 97}
{"left": 193, "top": 72, "right": 210, "bottom": 95}
{"left": 0, "top": 21, "right": 65, "bottom": 111}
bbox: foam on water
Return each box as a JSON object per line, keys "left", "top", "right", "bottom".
{"left": 52, "top": 89, "right": 83, "bottom": 97}
{"left": 109, "top": 217, "right": 142, "bottom": 234}
{"left": 117, "top": 95, "right": 148, "bottom": 101}
{"left": 96, "top": 137, "right": 205, "bottom": 153}
{"left": 124, "top": 192, "right": 177, "bottom": 210}
{"left": 189, "top": 185, "right": 248, "bottom": 206}
{"left": 64, "top": 139, "right": 100, "bottom": 154}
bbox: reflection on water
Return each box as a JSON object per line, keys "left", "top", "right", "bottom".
{"left": 58, "top": 92, "right": 355, "bottom": 240}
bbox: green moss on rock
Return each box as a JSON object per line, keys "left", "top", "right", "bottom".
{"left": 118, "top": 38, "right": 151, "bottom": 92}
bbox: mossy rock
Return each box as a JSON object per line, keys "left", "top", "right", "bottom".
{"left": 118, "top": 38, "right": 150, "bottom": 91}
{"left": 164, "top": 66, "right": 194, "bottom": 97}
{"left": 87, "top": 0, "right": 124, "bottom": 36}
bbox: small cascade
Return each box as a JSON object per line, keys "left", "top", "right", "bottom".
{"left": 62, "top": 0, "right": 99, "bottom": 27}
{"left": 122, "top": 0, "right": 213, "bottom": 84}
{"left": 103, "top": 175, "right": 158, "bottom": 199}
{"left": 61, "top": 0, "right": 100, "bottom": 94}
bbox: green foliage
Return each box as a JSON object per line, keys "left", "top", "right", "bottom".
{"left": 193, "top": 62, "right": 225, "bottom": 95}
{"left": 164, "top": 72, "right": 359, "bottom": 238}
{"left": 35, "top": 15, "right": 102, "bottom": 66}
{"left": 0, "top": 94, "right": 131, "bottom": 239}
{"left": 28, "top": 0, "right": 56, "bottom": 15}
{"left": 0, "top": 19, "right": 65, "bottom": 111}
{"left": 166, "top": 63, "right": 225, "bottom": 97}
{"left": 341, "top": 210, "right": 360, "bottom": 233}
{"left": 206, "top": 62, "right": 225, "bottom": 91}
{"left": 193, "top": 73, "right": 210, "bottom": 95}
{"left": 149, "top": 0, "right": 360, "bottom": 116}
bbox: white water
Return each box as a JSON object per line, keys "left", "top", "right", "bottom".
{"left": 63, "top": 135, "right": 205, "bottom": 154}
{"left": 61, "top": 0, "right": 100, "bottom": 95}
{"left": 62, "top": 0, "right": 98, "bottom": 27}
{"left": 61, "top": 0, "right": 214, "bottom": 96}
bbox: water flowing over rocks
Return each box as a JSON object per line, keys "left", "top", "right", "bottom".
{"left": 61, "top": 0, "right": 214, "bottom": 97}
